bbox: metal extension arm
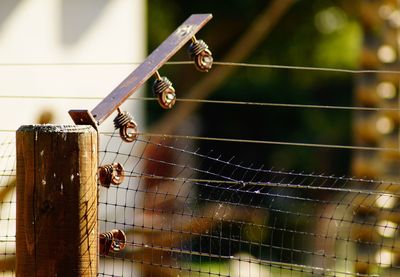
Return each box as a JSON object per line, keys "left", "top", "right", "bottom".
{"left": 69, "top": 14, "right": 213, "bottom": 129}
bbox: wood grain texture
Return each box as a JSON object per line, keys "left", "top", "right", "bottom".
{"left": 16, "top": 125, "right": 98, "bottom": 276}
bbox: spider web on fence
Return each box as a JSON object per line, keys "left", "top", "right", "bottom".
{"left": 1, "top": 131, "right": 400, "bottom": 276}
{"left": 96, "top": 132, "right": 400, "bottom": 277}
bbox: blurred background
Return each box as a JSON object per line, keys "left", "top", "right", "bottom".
{"left": 2, "top": 0, "right": 400, "bottom": 276}
{"left": 144, "top": 1, "right": 400, "bottom": 276}
{"left": 147, "top": 0, "right": 359, "bottom": 175}
{"left": 0, "top": 0, "right": 383, "bottom": 179}
{"left": 146, "top": 0, "right": 400, "bottom": 181}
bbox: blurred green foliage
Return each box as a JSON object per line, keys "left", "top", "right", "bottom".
{"left": 147, "top": 0, "right": 362, "bottom": 175}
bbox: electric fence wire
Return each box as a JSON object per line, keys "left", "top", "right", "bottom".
{"left": 0, "top": 130, "right": 396, "bottom": 153}
{"left": 1, "top": 132, "right": 400, "bottom": 275}
{"left": 3, "top": 60, "right": 398, "bottom": 151}
{"left": 0, "top": 60, "right": 399, "bottom": 75}
{"left": 1, "top": 60, "right": 400, "bottom": 275}
{"left": 0, "top": 94, "right": 399, "bottom": 112}
{"left": 1, "top": 60, "right": 400, "bottom": 114}
{"left": 96, "top": 133, "right": 400, "bottom": 276}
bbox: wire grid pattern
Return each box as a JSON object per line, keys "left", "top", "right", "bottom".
{"left": 0, "top": 60, "right": 399, "bottom": 276}
{"left": 0, "top": 61, "right": 399, "bottom": 276}
{"left": 0, "top": 131, "right": 399, "bottom": 276}
{"left": 97, "top": 132, "right": 400, "bottom": 277}
{"left": 0, "top": 135, "right": 16, "bottom": 276}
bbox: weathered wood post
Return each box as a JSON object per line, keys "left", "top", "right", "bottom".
{"left": 16, "top": 125, "right": 98, "bottom": 276}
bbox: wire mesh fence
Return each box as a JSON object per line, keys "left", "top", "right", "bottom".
{"left": 0, "top": 129, "right": 399, "bottom": 276}
{"left": 95, "top": 132, "right": 400, "bottom": 276}
{"left": 1, "top": 1, "right": 400, "bottom": 275}
{"left": 8, "top": 128, "right": 396, "bottom": 276}
{"left": 0, "top": 134, "right": 16, "bottom": 276}
{"left": 1, "top": 56, "right": 400, "bottom": 276}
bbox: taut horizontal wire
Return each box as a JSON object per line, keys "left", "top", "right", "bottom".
{"left": 0, "top": 95, "right": 107, "bottom": 100}
{"left": 0, "top": 61, "right": 188, "bottom": 66}
{"left": 133, "top": 132, "right": 399, "bottom": 152}
{"left": 0, "top": 62, "right": 141, "bottom": 66}
{"left": 124, "top": 173, "right": 399, "bottom": 196}
{"left": 213, "top": 61, "right": 400, "bottom": 74}
{"left": 176, "top": 98, "right": 400, "bottom": 112}
{"left": 1, "top": 130, "right": 397, "bottom": 151}
{"left": 0, "top": 94, "right": 398, "bottom": 112}
{"left": 0, "top": 60, "right": 399, "bottom": 75}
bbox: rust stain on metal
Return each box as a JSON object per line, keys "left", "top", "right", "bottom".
{"left": 99, "top": 229, "right": 127, "bottom": 256}
{"left": 98, "top": 163, "right": 125, "bottom": 188}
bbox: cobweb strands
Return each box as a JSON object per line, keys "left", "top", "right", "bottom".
{"left": 2, "top": 49, "right": 400, "bottom": 274}
{"left": 1, "top": 131, "right": 400, "bottom": 276}
{"left": 96, "top": 132, "right": 400, "bottom": 277}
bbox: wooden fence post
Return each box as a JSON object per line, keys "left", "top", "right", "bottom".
{"left": 16, "top": 125, "right": 98, "bottom": 276}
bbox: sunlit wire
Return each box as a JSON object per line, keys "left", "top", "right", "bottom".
{"left": 0, "top": 60, "right": 399, "bottom": 75}
{"left": 123, "top": 132, "right": 399, "bottom": 152}
{"left": 0, "top": 95, "right": 398, "bottom": 112}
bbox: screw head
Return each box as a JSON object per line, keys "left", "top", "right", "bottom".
{"left": 119, "top": 120, "right": 138, "bottom": 143}
{"left": 99, "top": 229, "right": 127, "bottom": 256}
{"left": 157, "top": 87, "right": 176, "bottom": 109}
{"left": 194, "top": 48, "right": 213, "bottom": 72}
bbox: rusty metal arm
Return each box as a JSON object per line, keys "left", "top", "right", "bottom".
{"left": 69, "top": 14, "right": 213, "bottom": 129}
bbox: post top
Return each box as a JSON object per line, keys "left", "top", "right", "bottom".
{"left": 17, "top": 124, "right": 96, "bottom": 133}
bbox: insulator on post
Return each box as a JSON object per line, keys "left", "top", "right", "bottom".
{"left": 188, "top": 36, "right": 213, "bottom": 72}
{"left": 99, "top": 229, "right": 127, "bottom": 256}
{"left": 152, "top": 72, "right": 176, "bottom": 109}
{"left": 113, "top": 109, "right": 138, "bottom": 143}
{"left": 98, "top": 163, "right": 125, "bottom": 188}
